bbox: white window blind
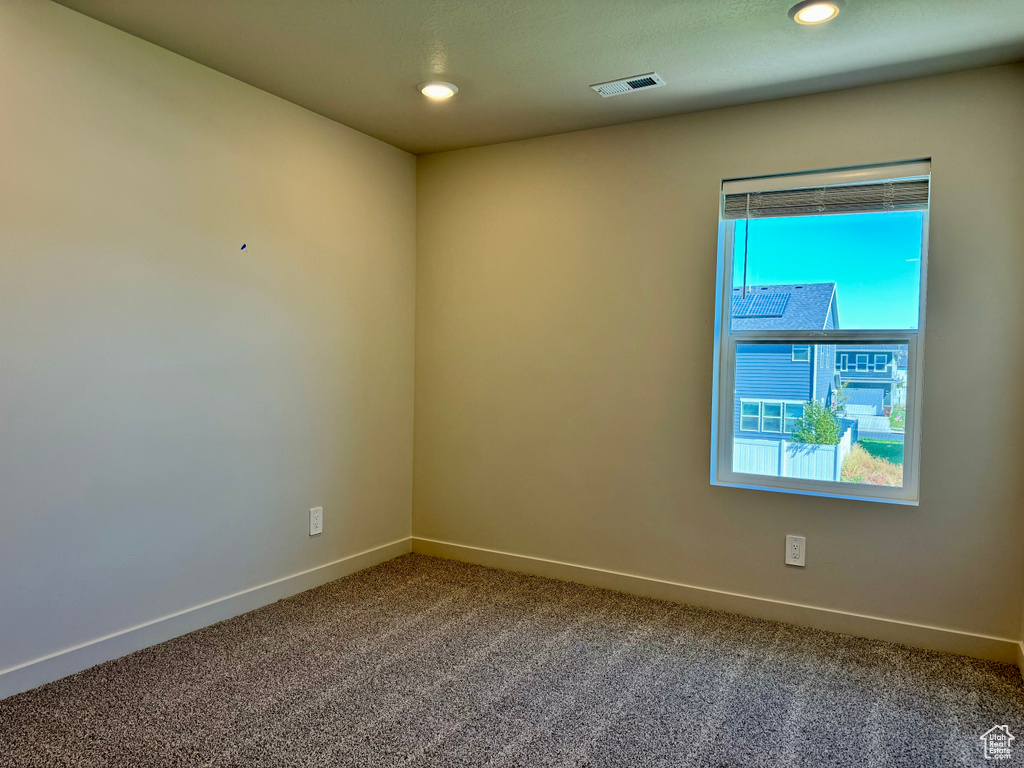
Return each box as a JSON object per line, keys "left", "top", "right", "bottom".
{"left": 723, "top": 178, "right": 929, "bottom": 220}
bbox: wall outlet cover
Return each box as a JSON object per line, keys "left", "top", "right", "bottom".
{"left": 785, "top": 535, "right": 805, "bottom": 566}
{"left": 309, "top": 506, "right": 323, "bottom": 536}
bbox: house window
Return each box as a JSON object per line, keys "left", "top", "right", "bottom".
{"left": 784, "top": 403, "right": 804, "bottom": 432}
{"left": 712, "top": 160, "right": 929, "bottom": 504}
{"left": 762, "top": 402, "right": 783, "bottom": 432}
{"left": 739, "top": 399, "right": 805, "bottom": 433}
{"left": 740, "top": 401, "right": 761, "bottom": 431}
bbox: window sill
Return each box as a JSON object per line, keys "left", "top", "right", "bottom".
{"left": 711, "top": 477, "right": 920, "bottom": 506}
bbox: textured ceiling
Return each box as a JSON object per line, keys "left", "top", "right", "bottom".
{"left": 53, "top": 0, "right": 1024, "bottom": 154}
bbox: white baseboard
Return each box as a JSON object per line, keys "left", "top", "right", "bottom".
{"left": 412, "top": 537, "right": 1020, "bottom": 665}
{"left": 0, "top": 537, "right": 412, "bottom": 701}
{"left": 5, "top": 535, "right": 1016, "bottom": 701}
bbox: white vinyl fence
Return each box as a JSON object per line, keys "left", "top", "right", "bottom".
{"left": 734, "top": 427, "right": 854, "bottom": 482}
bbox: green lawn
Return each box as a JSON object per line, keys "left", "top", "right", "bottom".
{"left": 858, "top": 439, "right": 904, "bottom": 465}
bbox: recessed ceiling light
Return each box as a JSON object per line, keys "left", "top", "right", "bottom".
{"left": 789, "top": 0, "right": 843, "bottom": 25}
{"left": 418, "top": 81, "right": 458, "bottom": 100}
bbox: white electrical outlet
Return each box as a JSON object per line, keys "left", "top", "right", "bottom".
{"left": 785, "top": 535, "right": 805, "bottom": 566}
{"left": 309, "top": 506, "right": 323, "bottom": 536}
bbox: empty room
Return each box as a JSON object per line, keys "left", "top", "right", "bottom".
{"left": 2, "top": 0, "right": 1023, "bottom": 765}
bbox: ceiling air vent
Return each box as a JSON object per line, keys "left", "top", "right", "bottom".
{"left": 590, "top": 72, "right": 666, "bottom": 98}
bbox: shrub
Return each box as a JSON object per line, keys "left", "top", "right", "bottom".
{"left": 889, "top": 404, "right": 906, "bottom": 430}
{"left": 841, "top": 445, "right": 903, "bottom": 486}
{"left": 832, "top": 381, "right": 850, "bottom": 415}
{"left": 790, "top": 401, "right": 841, "bottom": 445}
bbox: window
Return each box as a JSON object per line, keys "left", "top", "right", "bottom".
{"left": 762, "top": 402, "right": 783, "bottom": 432}
{"left": 739, "top": 399, "right": 805, "bottom": 433}
{"left": 712, "top": 161, "right": 929, "bottom": 504}
{"left": 740, "top": 401, "right": 761, "bottom": 431}
{"left": 784, "top": 403, "right": 804, "bottom": 432}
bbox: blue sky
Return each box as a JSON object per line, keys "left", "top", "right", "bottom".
{"left": 731, "top": 211, "right": 924, "bottom": 329}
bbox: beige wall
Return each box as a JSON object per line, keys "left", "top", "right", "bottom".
{"left": 414, "top": 64, "right": 1024, "bottom": 641}
{"left": 3, "top": 0, "right": 1022, "bottom": 683}
{"left": 0, "top": 0, "right": 415, "bottom": 672}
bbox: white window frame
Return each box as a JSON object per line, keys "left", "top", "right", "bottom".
{"left": 740, "top": 398, "right": 807, "bottom": 433}
{"left": 792, "top": 345, "right": 810, "bottom": 362}
{"left": 761, "top": 401, "right": 784, "bottom": 432}
{"left": 874, "top": 353, "right": 888, "bottom": 370}
{"left": 783, "top": 402, "right": 804, "bottom": 433}
{"left": 739, "top": 400, "right": 761, "bottom": 432}
{"left": 856, "top": 354, "right": 869, "bottom": 372}
{"left": 710, "top": 161, "right": 928, "bottom": 505}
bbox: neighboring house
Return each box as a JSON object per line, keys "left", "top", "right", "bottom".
{"left": 835, "top": 345, "right": 908, "bottom": 416}
{"left": 732, "top": 283, "right": 839, "bottom": 447}
{"left": 730, "top": 283, "right": 858, "bottom": 482}
{"left": 729, "top": 283, "right": 907, "bottom": 481}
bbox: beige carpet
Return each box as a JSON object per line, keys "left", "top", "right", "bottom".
{"left": 1, "top": 553, "right": 1022, "bottom": 767}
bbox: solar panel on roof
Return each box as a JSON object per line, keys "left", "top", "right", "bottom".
{"left": 733, "top": 292, "right": 790, "bottom": 318}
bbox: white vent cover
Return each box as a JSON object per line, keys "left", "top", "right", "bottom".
{"left": 590, "top": 72, "right": 666, "bottom": 98}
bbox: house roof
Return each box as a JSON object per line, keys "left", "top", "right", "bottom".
{"left": 730, "top": 283, "right": 837, "bottom": 331}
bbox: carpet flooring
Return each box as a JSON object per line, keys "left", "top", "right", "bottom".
{"left": 1, "top": 554, "right": 1022, "bottom": 767}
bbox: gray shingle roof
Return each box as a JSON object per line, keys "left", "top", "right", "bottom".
{"left": 730, "top": 283, "right": 836, "bottom": 330}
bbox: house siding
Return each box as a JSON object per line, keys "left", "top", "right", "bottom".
{"left": 734, "top": 344, "right": 814, "bottom": 441}
{"left": 814, "top": 344, "right": 836, "bottom": 404}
